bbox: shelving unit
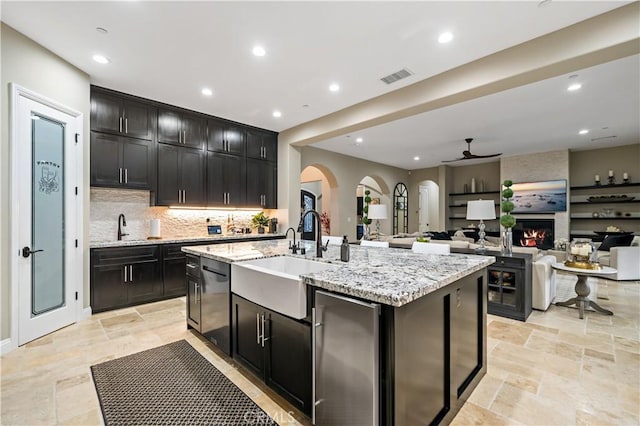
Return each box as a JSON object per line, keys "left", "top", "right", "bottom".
{"left": 569, "top": 183, "right": 639, "bottom": 239}
{"left": 448, "top": 191, "right": 500, "bottom": 230}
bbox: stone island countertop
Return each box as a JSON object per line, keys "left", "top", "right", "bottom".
{"left": 183, "top": 239, "right": 495, "bottom": 307}
{"left": 90, "top": 233, "right": 284, "bottom": 248}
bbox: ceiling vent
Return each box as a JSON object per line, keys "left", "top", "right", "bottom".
{"left": 380, "top": 68, "right": 413, "bottom": 85}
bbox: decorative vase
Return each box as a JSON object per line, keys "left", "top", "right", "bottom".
{"left": 258, "top": 227, "right": 265, "bottom": 234}
{"left": 363, "top": 225, "right": 371, "bottom": 241}
{"left": 501, "top": 229, "right": 513, "bottom": 256}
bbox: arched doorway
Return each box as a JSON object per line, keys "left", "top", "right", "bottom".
{"left": 356, "top": 175, "right": 391, "bottom": 239}
{"left": 300, "top": 164, "right": 338, "bottom": 239}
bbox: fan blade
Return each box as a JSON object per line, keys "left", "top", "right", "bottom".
{"left": 466, "top": 153, "right": 502, "bottom": 159}
{"left": 441, "top": 157, "right": 466, "bottom": 163}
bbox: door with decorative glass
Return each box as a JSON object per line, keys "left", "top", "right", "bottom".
{"left": 13, "top": 85, "right": 83, "bottom": 346}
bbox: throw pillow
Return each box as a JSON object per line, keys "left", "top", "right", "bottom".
{"left": 598, "top": 234, "right": 634, "bottom": 251}
{"left": 429, "top": 231, "right": 452, "bottom": 240}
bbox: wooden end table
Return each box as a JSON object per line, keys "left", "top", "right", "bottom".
{"left": 551, "top": 263, "right": 616, "bottom": 319}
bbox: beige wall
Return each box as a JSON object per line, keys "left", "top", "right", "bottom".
{"left": 300, "top": 147, "right": 407, "bottom": 240}
{"left": 570, "top": 144, "right": 640, "bottom": 186}
{"left": 1, "top": 24, "right": 91, "bottom": 341}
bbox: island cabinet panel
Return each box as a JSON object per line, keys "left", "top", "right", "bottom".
{"left": 186, "top": 255, "right": 201, "bottom": 332}
{"left": 232, "top": 295, "right": 311, "bottom": 415}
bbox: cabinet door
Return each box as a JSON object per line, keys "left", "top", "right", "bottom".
{"left": 127, "top": 260, "right": 162, "bottom": 304}
{"left": 246, "top": 129, "right": 264, "bottom": 160}
{"left": 122, "top": 99, "right": 154, "bottom": 140}
{"left": 181, "top": 114, "right": 205, "bottom": 149}
{"left": 261, "top": 132, "right": 278, "bottom": 162}
{"left": 91, "top": 91, "right": 122, "bottom": 135}
{"left": 90, "top": 132, "right": 123, "bottom": 187}
{"left": 91, "top": 264, "right": 128, "bottom": 312}
{"left": 265, "top": 310, "right": 312, "bottom": 414}
{"left": 232, "top": 296, "right": 264, "bottom": 377}
{"left": 246, "top": 158, "right": 265, "bottom": 207}
{"left": 187, "top": 276, "right": 201, "bottom": 331}
{"left": 207, "top": 118, "right": 226, "bottom": 152}
{"left": 453, "top": 276, "right": 483, "bottom": 398}
{"left": 156, "top": 144, "right": 181, "bottom": 205}
{"left": 206, "top": 152, "right": 226, "bottom": 206}
{"left": 225, "top": 124, "right": 245, "bottom": 155}
{"left": 158, "top": 109, "right": 182, "bottom": 145}
{"left": 180, "top": 149, "right": 206, "bottom": 206}
{"left": 122, "top": 138, "right": 153, "bottom": 189}
{"left": 224, "top": 154, "right": 246, "bottom": 206}
{"left": 163, "top": 256, "right": 187, "bottom": 297}
{"left": 263, "top": 162, "right": 276, "bottom": 208}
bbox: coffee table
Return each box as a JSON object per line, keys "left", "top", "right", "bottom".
{"left": 551, "top": 263, "right": 616, "bottom": 319}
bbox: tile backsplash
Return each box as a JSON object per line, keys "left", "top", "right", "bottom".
{"left": 90, "top": 188, "right": 267, "bottom": 242}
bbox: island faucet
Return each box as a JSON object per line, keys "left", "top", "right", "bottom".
{"left": 285, "top": 227, "right": 297, "bottom": 252}
{"left": 298, "top": 209, "right": 327, "bottom": 258}
{"left": 117, "top": 213, "right": 129, "bottom": 241}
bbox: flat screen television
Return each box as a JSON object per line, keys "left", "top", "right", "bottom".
{"left": 511, "top": 179, "right": 567, "bottom": 213}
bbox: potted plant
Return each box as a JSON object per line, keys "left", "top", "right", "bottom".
{"left": 500, "top": 180, "right": 516, "bottom": 255}
{"left": 251, "top": 211, "right": 270, "bottom": 234}
{"left": 362, "top": 190, "right": 372, "bottom": 240}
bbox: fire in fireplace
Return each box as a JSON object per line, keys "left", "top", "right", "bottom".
{"left": 512, "top": 219, "right": 554, "bottom": 250}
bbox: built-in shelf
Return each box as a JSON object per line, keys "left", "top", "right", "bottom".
{"left": 571, "top": 217, "right": 639, "bottom": 220}
{"left": 449, "top": 217, "right": 498, "bottom": 220}
{"left": 571, "top": 200, "right": 640, "bottom": 205}
{"left": 448, "top": 202, "right": 500, "bottom": 208}
{"left": 570, "top": 183, "right": 640, "bottom": 190}
{"left": 448, "top": 191, "right": 500, "bottom": 196}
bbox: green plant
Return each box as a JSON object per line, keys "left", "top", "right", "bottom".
{"left": 416, "top": 236, "right": 431, "bottom": 243}
{"left": 362, "top": 190, "right": 372, "bottom": 225}
{"left": 251, "top": 211, "right": 270, "bottom": 228}
{"left": 500, "top": 180, "right": 516, "bottom": 228}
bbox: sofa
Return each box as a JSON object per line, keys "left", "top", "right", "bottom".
{"left": 595, "top": 245, "right": 640, "bottom": 281}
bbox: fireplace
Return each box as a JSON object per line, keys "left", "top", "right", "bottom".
{"left": 512, "top": 219, "right": 554, "bottom": 250}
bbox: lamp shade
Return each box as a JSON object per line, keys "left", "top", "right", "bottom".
{"left": 466, "top": 200, "right": 496, "bottom": 220}
{"left": 368, "top": 204, "right": 388, "bottom": 220}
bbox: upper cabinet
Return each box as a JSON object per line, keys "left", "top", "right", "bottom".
{"left": 91, "top": 90, "right": 155, "bottom": 140}
{"left": 207, "top": 118, "right": 245, "bottom": 155}
{"left": 90, "top": 132, "right": 154, "bottom": 189}
{"left": 246, "top": 129, "right": 278, "bottom": 162}
{"left": 156, "top": 144, "right": 206, "bottom": 206}
{"left": 158, "top": 108, "right": 205, "bottom": 149}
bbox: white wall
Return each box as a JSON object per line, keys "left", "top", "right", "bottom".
{"left": 1, "top": 23, "right": 90, "bottom": 340}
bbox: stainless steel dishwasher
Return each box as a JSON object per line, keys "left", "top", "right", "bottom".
{"left": 201, "top": 257, "right": 231, "bottom": 355}
{"left": 313, "top": 290, "right": 380, "bottom": 426}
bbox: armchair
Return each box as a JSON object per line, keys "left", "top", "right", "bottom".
{"left": 596, "top": 246, "right": 640, "bottom": 280}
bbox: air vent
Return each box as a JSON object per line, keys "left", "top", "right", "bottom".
{"left": 381, "top": 68, "right": 413, "bottom": 85}
{"left": 591, "top": 135, "right": 617, "bottom": 142}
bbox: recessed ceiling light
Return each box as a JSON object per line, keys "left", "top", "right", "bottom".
{"left": 567, "top": 83, "right": 582, "bottom": 91}
{"left": 438, "top": 32, "right": 454, "bottom": 44}
{"left": 356, "top": 137, "right": 363, "bottom": 143}
{"left": 579, "top": 129, "right": 589, "bottom": 135}
{"left": 201, "top": 88, "right": 213, "bottom": 96}
{"left": 414, "top": 156, "right": 420, "bottom": 161}
{"left": 252, "top": 46, "right": 266, "bottom": 57}
{"left": 272, "top": 110, "right": 282, "bottom": 118}
{"left": 329, "top": 83, "right": 340, "bottom": 92}
{"left": 92, "top": 54, "right": 110, "bottom": 64}
{"left": 96, "top": 27, "right": 108, "bottom": 35}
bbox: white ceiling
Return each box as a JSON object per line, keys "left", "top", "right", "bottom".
{"left": 2, "top": 1, "right": 638, "bottom": 170}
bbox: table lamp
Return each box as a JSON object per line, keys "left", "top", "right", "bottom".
{"left": 367, "top": 204, "right": 388, "bottom": 241}
{"left": 466, "top": 199, "right": 496, "bottom": 253}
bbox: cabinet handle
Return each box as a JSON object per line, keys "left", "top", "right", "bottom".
{"left": 129, "top": 265, "right": 133, "bottom": 283}
{"left": 179, "top": 129, "right": 182, "bottom": 144}
{"left": 183, "top": 130, "right": 186, "bottom": 145}
{"left": 123, "top": 265, "right": 128, "bottom": 282}
{"left": 227, "top": 192, "right": 230, "bottom": 205}
{"left": 124, "top": 168, "right": 128, "bottom": 184}
{"left": 119, "top": 117, "right": 123, "bottom": 133}
{"left": 261, "top": 314, "right": 270, "bottom": 347}
{"left": 125, "top": 118, "right": 128, "bottom": 134}
{"left": 256, "top": 313, "right": 261, "bottom": 345}
{"left": 195, "top": 283, "right": 200, "bottom": 302}
{"left": 119, "top": 168, "right": 123, "bottom": 184}
{"left": 183, "top": 190, "right": 186, "bottom": 204}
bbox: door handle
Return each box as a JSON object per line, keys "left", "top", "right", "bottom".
{"left": 21, "top": 247, "right": 44, "bottom": 258}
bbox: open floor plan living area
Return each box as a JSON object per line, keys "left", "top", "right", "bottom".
{"left": 2, "top": 2, "right": 639, "bottom": 425}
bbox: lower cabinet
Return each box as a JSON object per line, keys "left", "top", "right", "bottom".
{"left": 90, "top": 245, "right": 162, "bottom": 312}
{"left": 186, "top": 254, "right": 201, "bottom": 331}
{"left": 162, "top": 244, "right": 190, "bottom": 298}
{"left": 487, "top": 254, "right": 532, "bottom": 321}
{"left": 232, "top": 295, "right": 312, "bottom": 415}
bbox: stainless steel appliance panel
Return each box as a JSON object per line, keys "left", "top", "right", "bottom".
{"left": 201, "top": 257, "right": 231, "bottom": 355}
{"left": 313, "top": 290, "right": 379, "bottom": 426}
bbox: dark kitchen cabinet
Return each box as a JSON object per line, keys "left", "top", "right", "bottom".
{"left": 487, "top": 253, "right": 531, "bottom": 321}
{"left": 207, "top": 152, "right": 245, "bottom": 207}
{"left": 158, "top": 108, "right": 205, "bottom": 149}
{"left": 162, "top": 244, "right": 189, "bottom": 298}
{"left": 232, "top": 295, "right": 311, "bottom": 414}
{"left": 90, "top": 132, "right": 154, "bottom": 189}
{"left": 186, "top": 255, "right": 202, "bottom": 331}
{"left": 246, "top": 129, "right": 277, "bottom": 162}
{"left": 246, "top": 158, "right": 276, "bottom": 208}
{"left": 90, "top": 245, "right": 162, "bottom": 313}
{"left": 207, "top": 118, "right": 245, "bottom": 155}
{"left": 156, "top": 144, "right": 205, "bottom": 206}
{"left": 91, "top": 90, "right": 155, "bottom": 140}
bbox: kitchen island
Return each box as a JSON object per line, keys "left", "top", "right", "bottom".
{"left": 183, "top": 239, "right": 494, "bottom": 425}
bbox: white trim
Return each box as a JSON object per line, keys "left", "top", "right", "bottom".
{"left": 0, "top": 338, "right": 16, "bottom": 356}
{"left": 81, "top": 307, "right": 93, "bottom": 320}
{"left": 9, "top": 83, "right": 84, "bottom": 347}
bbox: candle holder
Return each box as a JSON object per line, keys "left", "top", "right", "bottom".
{"left": 623, "top": 177, "right": 630, "bottom": 184}
{"left": 594, "top": 177, "right": 601, "bottom": 186}
{"left": 607, "top": 175, "right": 616, "bottom": 185}
{"left": 565, "top": 239, "right": 601, "bottom": 270}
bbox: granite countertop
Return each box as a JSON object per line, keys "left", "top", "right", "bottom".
{"left": 90, "top": 233, "right": 283, "bottom": 248}
{"left": 183, "top": 240, "right": 495, "bottom": 307}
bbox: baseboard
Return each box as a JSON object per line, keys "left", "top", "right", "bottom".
{"left": 81, "top": 306, "right": 93, "bottom": 320}
{"left": 1, "top": 338, "right": 16, "bottom": 356}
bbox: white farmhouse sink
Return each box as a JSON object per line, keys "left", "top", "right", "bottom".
{"left": 231, "top": 256, "right": 338, "bottom": 319}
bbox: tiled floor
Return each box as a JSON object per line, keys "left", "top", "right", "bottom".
{"left": 1, "top": 276, "right": 638, "bottom": 425}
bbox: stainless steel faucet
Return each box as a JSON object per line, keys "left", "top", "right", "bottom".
{"left": 285, "top": 227, "right": 298, "bottom": 253}
{"left": 117, "top": 213, "right": 129, "bottom": 240}
{"left": 298, "top": 209, "right": 327, "bottom": 258}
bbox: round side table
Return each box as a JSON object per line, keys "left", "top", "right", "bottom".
{"left": 551, "top": 263, "right": 616, "bottom": 319}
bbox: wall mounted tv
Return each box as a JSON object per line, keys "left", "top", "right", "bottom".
{"left": 511, "top": 180, "right": 567, "bottom": 213}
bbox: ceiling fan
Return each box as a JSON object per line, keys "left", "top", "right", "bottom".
{"left": 442, "top": 138, "right": 502, "bottom": 163}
